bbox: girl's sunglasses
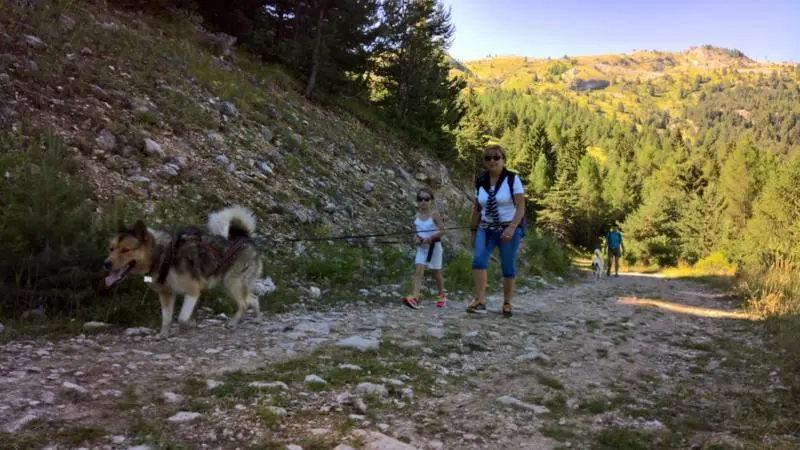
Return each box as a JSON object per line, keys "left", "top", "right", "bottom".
{"left": 484, "top": 155, "right": 503, "bottom": 161}
{"left": 417, "top": 197, "right": 431, "bottom": 202}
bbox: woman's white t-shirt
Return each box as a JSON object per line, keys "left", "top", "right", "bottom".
{"left": 476, "top": 172, "right": 525, "bottom": 224}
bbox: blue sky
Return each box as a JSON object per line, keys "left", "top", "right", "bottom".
{"left": 440, "top": 0, "right": 799, "bottom": 63}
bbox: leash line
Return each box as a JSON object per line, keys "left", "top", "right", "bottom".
{"left": 253, "top": 225, "right": 475, "bottom": 246}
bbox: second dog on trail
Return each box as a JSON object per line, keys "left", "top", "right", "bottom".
{"left": 591, "top": 248, "right": 605, "bottom": 279}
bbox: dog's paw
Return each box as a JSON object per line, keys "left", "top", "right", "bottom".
{"left": 155, "top": 331, "right": 170, "bottom": 340}
{"left": 178, "top": 319, "right": 197, "bottom": 329}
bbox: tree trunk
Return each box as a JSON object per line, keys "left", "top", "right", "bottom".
{"left": 304, "top": 5, "right": 325, "bottom": 100}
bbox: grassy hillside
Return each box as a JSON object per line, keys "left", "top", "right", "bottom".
{"left": 453, "top": 46, "right": 799, "bottom": 138}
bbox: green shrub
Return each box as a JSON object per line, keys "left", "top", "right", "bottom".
{"left": 692, "top": 251, "right": 736, "bottom": 275}
{"left": 443, "top": 248, "right": 489, "bottom": 292}
{"left": 303, "top": 243, "right": 363, "bottom": 285}
{"left": 520, "top": 229, "right": 572, "bottom": 276}
{"left": 0, "top": 130, "right": 145, "bottom": 321}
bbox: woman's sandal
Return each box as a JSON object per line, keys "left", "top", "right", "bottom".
{"left": 466, "top": 298, "right": 487, "bottom": 314}
{"left": 502, "top": 302, "right": 512, "bottom": 318}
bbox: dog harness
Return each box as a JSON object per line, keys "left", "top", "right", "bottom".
{"left": 148, "top": 228, "right": 250, "bottom": 284}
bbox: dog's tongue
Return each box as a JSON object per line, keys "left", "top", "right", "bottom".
{"left": 105, "top": 270, "right": 124, "bottom": 287}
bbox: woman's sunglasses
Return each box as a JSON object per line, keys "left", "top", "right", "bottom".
{"left": 484, "top": 154, "right": 503, "bottom": 161}
{"left": 417, "top": 197, "right": 431, "bottom": 202}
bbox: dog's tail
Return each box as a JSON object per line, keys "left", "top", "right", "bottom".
{"left": 208, "top": 206, "right": 256, "bottom": 240}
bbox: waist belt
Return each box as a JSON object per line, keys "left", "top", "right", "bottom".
{"left": 420, "top": 237, "right": 441, "bottom": 263}
{"left": 480, "top": 221, "right": 512, "bottom": 230}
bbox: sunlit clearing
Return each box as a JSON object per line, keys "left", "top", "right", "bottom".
{"left": 618, "top": 296, "right": 755, "bottom": 320}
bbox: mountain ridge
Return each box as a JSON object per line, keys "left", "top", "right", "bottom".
{"left": 452, "top": 44, "right": 798, "bottom": 68}
{"left": 451, "top": 45, "right": 791, "bottom": 87}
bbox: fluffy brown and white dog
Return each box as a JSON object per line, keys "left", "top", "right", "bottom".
{"left": 104, "top": 206, "right": 263, "bottom": 338}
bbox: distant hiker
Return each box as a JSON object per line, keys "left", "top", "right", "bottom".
{"left": 606, "top": 224, "right": 624, "bottom": 277}
{"left": 402, "top": 188, "right": 447, "bottom": 309}
{"left": 468, "top": 145, "right": 526, "bottom": 318}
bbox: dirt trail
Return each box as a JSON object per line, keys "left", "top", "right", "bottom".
{"left": 1, "top": 272, "right": 795, "bottom": 449}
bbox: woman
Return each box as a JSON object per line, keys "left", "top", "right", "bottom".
{"left": 468, "top": 145, "right": 525, "bottom": 317}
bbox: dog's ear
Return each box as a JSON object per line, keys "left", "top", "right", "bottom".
{"left": 133, "top": 220, "right": 149, "bottom": 242}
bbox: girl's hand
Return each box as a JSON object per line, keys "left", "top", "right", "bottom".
{"left": 415, "top": 236, "right": 423, "bottom": 245}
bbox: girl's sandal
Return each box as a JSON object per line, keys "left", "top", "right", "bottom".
{"left": 402, "top": 296, "right": 419, "bottom": 309}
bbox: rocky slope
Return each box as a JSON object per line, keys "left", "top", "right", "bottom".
{"left": 1, "top": 1, "right": 472, "bottom": 254}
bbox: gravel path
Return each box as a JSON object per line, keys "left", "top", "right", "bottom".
{"left": 1, "top": 272, "right": 794, "bottom": 449}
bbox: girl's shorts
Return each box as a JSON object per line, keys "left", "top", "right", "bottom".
{"left": 415, "top": 242, "right": 443, "bottom": 270}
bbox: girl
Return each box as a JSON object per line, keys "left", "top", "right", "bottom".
{"left": 403, "top": 188, "right": 447, "bottom": 309}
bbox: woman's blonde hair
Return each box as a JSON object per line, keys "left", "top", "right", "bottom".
{"left": 483, "top": 144, "right": 506, "bottom": 159}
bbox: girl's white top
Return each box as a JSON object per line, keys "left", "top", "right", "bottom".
{"left": 414, "top": 215, "right": 438, "bottom": 240}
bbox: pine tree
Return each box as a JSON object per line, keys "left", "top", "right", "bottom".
{"left": 455, "top": 88, "right": 489, "bottom": 164}
{"left": 537, "top": 174, "right": 579, "bottom": 243}
{"left": 557, "top": 126, "right": 587, "bottom": 183}
{"left": 661, "top": 129, "right": 708, "bottom": 197}
{"left": 526, "top": 122, "right": 556, "bottom": 203}
{"left": 530, "top": 152, "right": 554, "bottom": 199}
{"left": 506, "top": 122, "right": 533, "bottom": 179}
{"left": 193, "top": 0, "right": 268, "bottom": 44}
{"left": 743, "top": 152, "right": 800, "bottom": 265}
{"left": 603, "top": 132, "right": 641, "bottom": 221}
{"left": 622, "top": 184, "right": 682, "bottom": 266}
{"left": 303, "top": 0, "right": 326, "bottom": 99}
{"left": 530, "top": 122, "right": 555, "bottom": 171}
{"left": 259, "top": 0, "right": 381, "bottom": 98}
{"left": 375, "top": 0, "right": 466, "bottom": 152}
{"left": 574, "top": 155, "right": 606, "bottom": 248}
{"left": 718, "top": 134, "right": 762, "bottom": 233}
{"left": 678, "top": 183, "right": 724, "bottom": 263}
